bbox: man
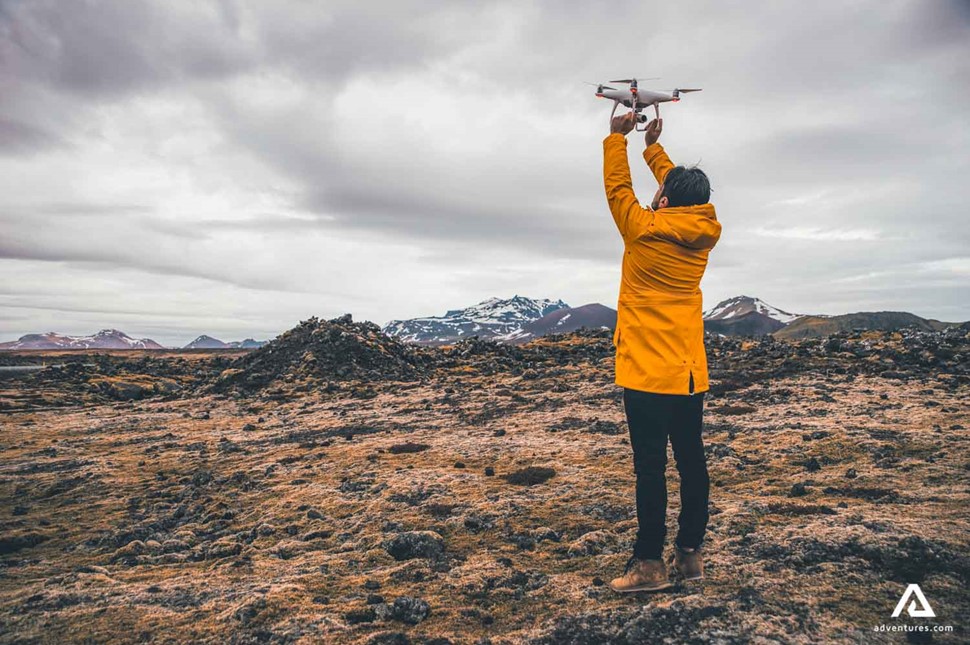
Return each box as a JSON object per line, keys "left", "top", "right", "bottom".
{"left": 603, "top": 111, "right": 722, "bottom": 593}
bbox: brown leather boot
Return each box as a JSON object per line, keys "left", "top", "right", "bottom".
{"left": 670, "top": 545, "right": 704, "bottom": 580}
{"left": 609, "top": 556, "right": 673, "bottom": 593}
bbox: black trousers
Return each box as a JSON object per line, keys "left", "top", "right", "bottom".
{"left": 623, "top": 387, "right": 709, "bottom": 560}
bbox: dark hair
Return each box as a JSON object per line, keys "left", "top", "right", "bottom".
{"left": 662, "top": 165, "right": 711, "bottom": 207}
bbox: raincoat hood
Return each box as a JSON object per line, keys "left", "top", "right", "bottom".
{"left": 650, "top": 203, "right": 721, "bottom": 250}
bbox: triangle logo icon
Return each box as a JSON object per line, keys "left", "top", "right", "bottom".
{"left": 891, "top": 584, "right": 936, "bottom": 618}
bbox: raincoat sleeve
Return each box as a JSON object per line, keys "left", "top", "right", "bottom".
{"left": 604, "top": 133, "right": 654, "bottom": 241}
{"left": 643, "top": 142, "right": 675, "bottom": 185}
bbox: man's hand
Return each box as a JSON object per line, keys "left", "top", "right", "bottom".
{"left": 610, "top": 111, "right": 636, "bottom": 136}
{"left": 644, "top": 118, "right": 663, "bottom": 146}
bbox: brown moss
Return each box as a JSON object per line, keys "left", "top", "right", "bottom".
{"left": 503, "top": 466, "right": 556, "bottom": 485}
{"left": 713, "top": 404, "right": 758, "bottom": 416}
{"left": 388, "top": 442, "right": 430, "bottom": 454}
{"left": 765, "top": 502, "right": 837, "bottom": 516}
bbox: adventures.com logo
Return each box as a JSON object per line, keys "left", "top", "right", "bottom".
{"left": 872, "top": 584, "right": 954, "bottom": 635}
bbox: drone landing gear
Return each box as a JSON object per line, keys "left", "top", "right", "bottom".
{"left": 611, "top": 100, "right": 659, "bottom": 132}
{"left": 632, "top": 104, "right": 660, "bottom": 132}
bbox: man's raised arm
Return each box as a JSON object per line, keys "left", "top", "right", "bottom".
{"left": 604, "top": 112, "right": 653, "bottom": 241}
{"left": 641, "top": 118, "right": 675, "bottom": 185}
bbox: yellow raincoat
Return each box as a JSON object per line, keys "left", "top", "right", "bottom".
{"left": 603, "top": 133, "right": 722, "bottom": 395}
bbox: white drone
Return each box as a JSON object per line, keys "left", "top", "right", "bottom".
{"left": 591, "top": 77, "right": 702, "bottom": 130}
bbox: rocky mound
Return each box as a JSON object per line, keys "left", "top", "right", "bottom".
{"left": 209, "top": 315, "right": 430, "bottom": 393}
{"left": 433, "top": 328, "right": 615, "bottom": 375}
{"left": 0, "top": 352, "right": 232, "bottom": 410}
{"left": 706, "top": 322, "right": 970, "bottom": 395}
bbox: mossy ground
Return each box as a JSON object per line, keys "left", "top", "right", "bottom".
{"left": 1, "top": 342, "right": 967, "bottom": 644}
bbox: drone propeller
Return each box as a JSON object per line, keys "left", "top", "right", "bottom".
{"left": 674, "top": 88, "right": 702, "bottom": 92}
{"left": 609, "top": 77, "right": 660, "bottom": 84}
{"left": 584, "top": 81, "right": 617, "bottom": 91}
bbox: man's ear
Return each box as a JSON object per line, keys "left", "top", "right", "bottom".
{"left": 658, "top": 195, "right": 669, "bottom": 209}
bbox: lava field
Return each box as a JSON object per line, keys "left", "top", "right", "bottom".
{"left": 1, "top": 317, "right": 968, "bottom": 643}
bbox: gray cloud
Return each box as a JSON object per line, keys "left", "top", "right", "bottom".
{"left": 0, "top": 0, "right": 255, "bottom": 95}
{"left": 0, "top": 118, "right": 65, "bottom": 156}
{"left": 0, "top": 0, "right": 968, "bottom": 343}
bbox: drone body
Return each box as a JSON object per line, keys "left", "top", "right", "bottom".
{"left": 593, "top": 78, "right": 701, "bottom": 130}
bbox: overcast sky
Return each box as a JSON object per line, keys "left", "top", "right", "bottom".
{"left": 1, "top": 0, "right": 968, "bottom": 346}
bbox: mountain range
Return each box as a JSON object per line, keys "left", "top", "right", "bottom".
{"left": 0, "top": 329, "right": 267, "bottom": 351}
{"left": 380, "top": 295, "right": 961, "bottom": 344}
{"left": 701, "top": 296, "right": 956, "bottom": 339}
{"left": 1, "top": 296, "right": 962, "bottom": 350}
{"left": 0, "top": 329, "right": 166, "bottom": 351}
{"left": 183, "top": 335, "right": 268, "bottom": 350}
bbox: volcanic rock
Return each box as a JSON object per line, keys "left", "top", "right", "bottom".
{"left": 384, "top": 531, "right": 445, "bottom": 561}
{"left": 210, "top": 315, "right": 430, "bottom": 393}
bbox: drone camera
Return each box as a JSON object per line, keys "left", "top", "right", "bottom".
{"left": 636, "top": 113, "right": 648, "bottom": 123}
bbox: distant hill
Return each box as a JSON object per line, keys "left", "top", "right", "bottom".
{"left": 383, "top": 296, "right": 569, "bottom": 345}
{"left": 183, "top": 335, "right": 269, "bottom": 349}
{"left": 703, "top": 295, "right": 805, "bottom": 336}
{"left": 500, "top": 303, "right": 617, "bottom": 344}
{"left": 229, "top": 338, "right": 268, "bottom": 349}
{"left": 183, "top": 335, "right": 229, "bottom": 349}
{"left": 773, "top": 311, "right": 952, "bottom": 340}
{"left": 0, "top": 329, "right": 164, "bottom": 350}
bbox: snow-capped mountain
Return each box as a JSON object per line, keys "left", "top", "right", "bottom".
{"left": 0, "top": 329, "right": 165, "bottom": 350}
{"left": 704, "top": 295, "right": 802, "bottom": 324}
{"left": 703, "top": 296, "right": 805, "bottom": 336}
{"left": 383, "top": 296, "right": 570, "bottom": 344}
{"left": 499, "top": 303, "right": 617, "bottom": 344}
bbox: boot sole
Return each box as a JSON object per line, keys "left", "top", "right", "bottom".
{"left": 672, "top": 568, "right": 704, "bottom": 580}
{"left": 610, "top": 581, "right": 673, "bottom": 593}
